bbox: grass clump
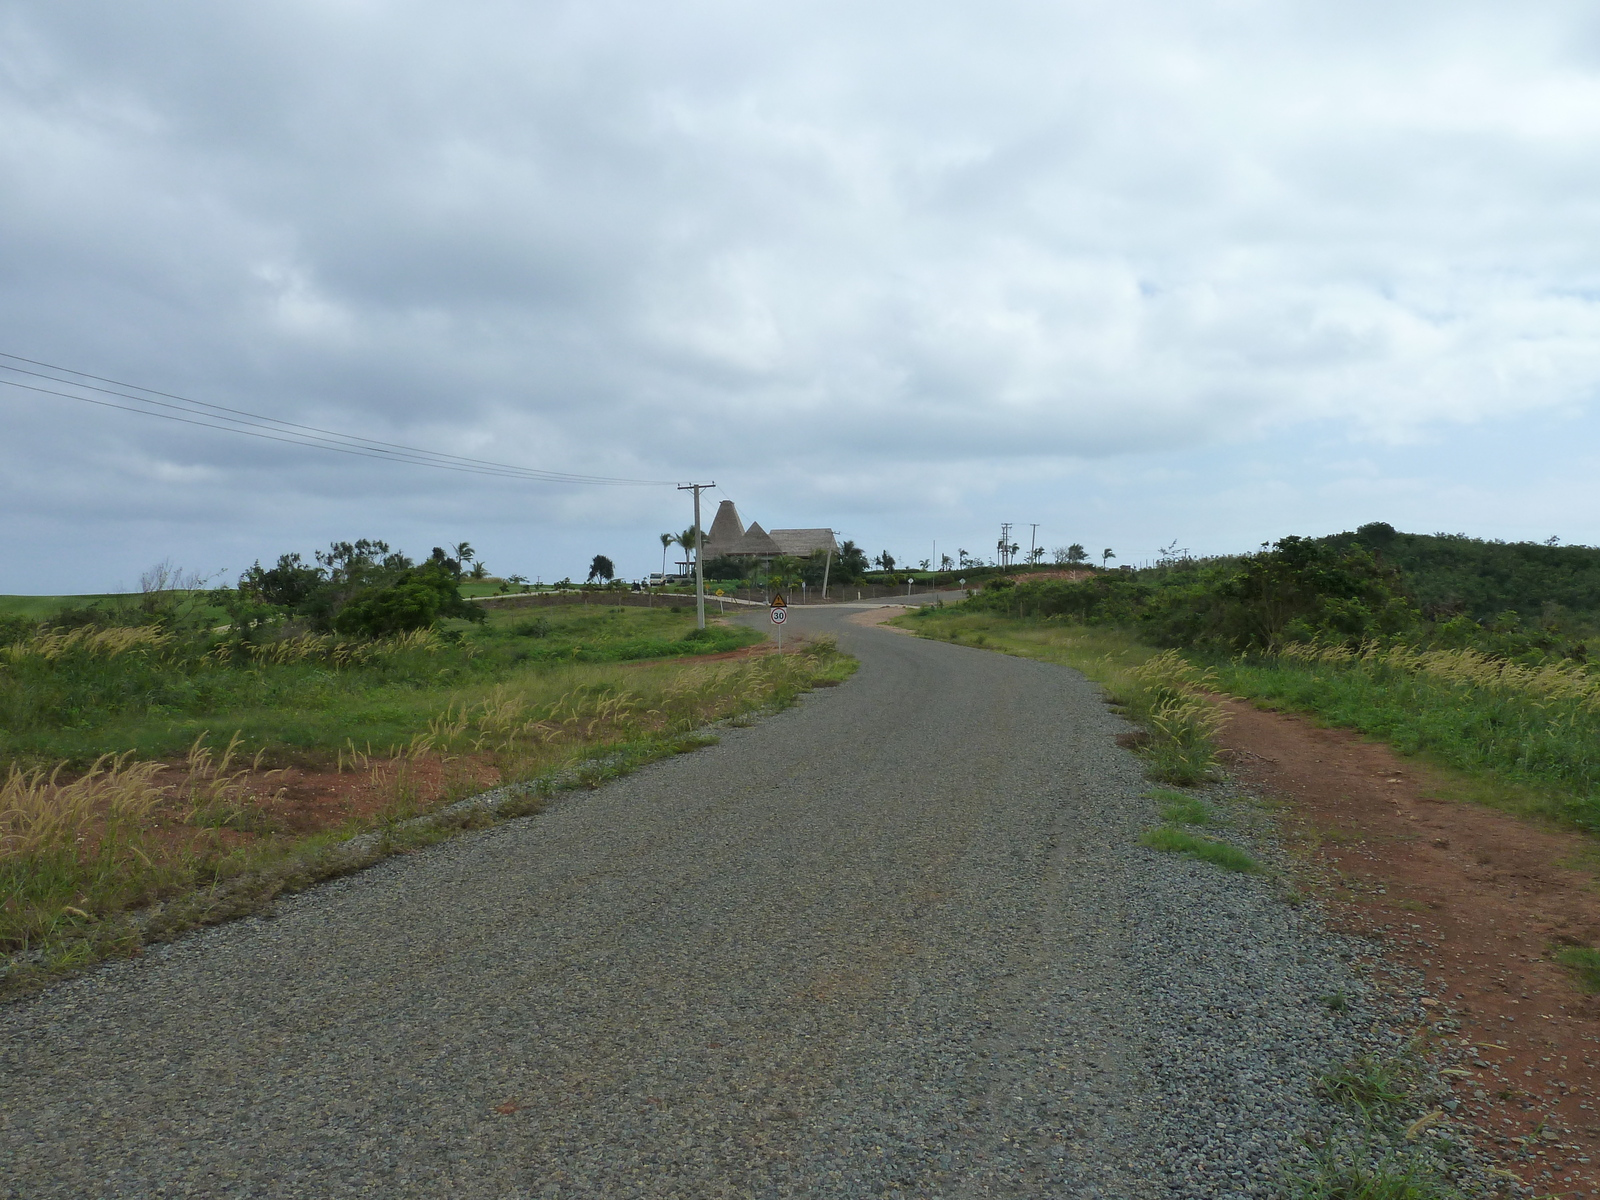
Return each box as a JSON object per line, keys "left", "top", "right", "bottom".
{"left": 1149, "top": 789, "right": 1212, "bottom": 826}
{"left": 1554, "top": 944, "right": 1600, "bottom": 992}
{"left": 1316, "top": 1054, "right": 1419, "bottom": 1125}
{"left": 1282, "top": 1050, "right": 1473, "bottom": 1199}
{"left": 1138, "top": 825, "right": 1260, "bottom": 873}
{"left": 1283, "top": 1151, "right": 1466, "bottom": 1200}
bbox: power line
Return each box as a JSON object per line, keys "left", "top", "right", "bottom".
{"left": 0, "top": 351, "right": 677, "bottom": 487}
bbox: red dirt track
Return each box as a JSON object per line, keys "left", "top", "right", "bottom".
{"left": 1218, "top": 698, "right": 1600, "bottom": 1197}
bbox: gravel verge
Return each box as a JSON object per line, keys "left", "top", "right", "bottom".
{"left": 0, "top": 607, "right": 1513, "bottom": 1197}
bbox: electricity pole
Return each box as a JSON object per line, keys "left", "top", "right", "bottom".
{"left": 999, "top": 522, "right": 1013, "bottom": 568}
{"left": 677, "top": 482, "right": 714, "bottom": 630}
{"left": 1029, "top": 523, "right": 1039, "bottom": 568}
{"left": 820, "top": 530, "right": 842, "bottom": 599}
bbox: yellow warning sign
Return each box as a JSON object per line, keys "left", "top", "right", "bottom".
{"left": 770, "top": 593, "right": 787, "bottom": 608}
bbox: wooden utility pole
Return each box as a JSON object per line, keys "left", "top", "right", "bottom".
{"left": 821, "top": 530, "right": 841, "bottom": 599}
{"left": 677, "top": 482, "right": 714, "bottom": 630}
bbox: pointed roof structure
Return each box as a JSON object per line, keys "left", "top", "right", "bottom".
{"left": 736, "top": 522, "right": 783, "bottom": 557}
{"left": 695, "top": 500, "right": 838, "bottom": 560}
{"left": 703, "top": 500, "right": 745, "bottom": 559}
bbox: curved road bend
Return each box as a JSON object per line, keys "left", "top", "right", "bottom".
{"left": 2, "top": 603, "right": 1326, "bottom": 1198}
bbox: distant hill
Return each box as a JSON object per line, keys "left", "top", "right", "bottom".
{"left": 1327, "top": 524, "right": 1600, "bottom": 625}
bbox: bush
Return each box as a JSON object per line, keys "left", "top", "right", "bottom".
{"left": 234, "top": 540, "right": 484, "bottom": 636}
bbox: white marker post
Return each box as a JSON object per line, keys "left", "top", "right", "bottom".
{"left": 770, "top": 591, "right": 787, "bottom": 651}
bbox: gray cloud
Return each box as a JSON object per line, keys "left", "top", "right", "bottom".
{"left": 3, "top": 0, "right": 1600, "bottom": 588}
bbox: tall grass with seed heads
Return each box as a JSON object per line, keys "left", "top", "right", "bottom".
{"left": 1219, "top": 638, "right": 1600, "bottom": 829}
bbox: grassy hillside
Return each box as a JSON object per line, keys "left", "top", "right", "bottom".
{"left": 1332, "top": 523, "right": 1600, "bottom": 627}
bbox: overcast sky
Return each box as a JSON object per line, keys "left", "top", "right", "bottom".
{"left": 4, "top": 1, "right": 1600, "bottom": 592}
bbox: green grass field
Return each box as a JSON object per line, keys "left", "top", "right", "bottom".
{"left": 1212, "top": 650, "right": 1600, "bottom": 831}
{"left": 0, "top": 592, "right": 142, "bottom": 619}
{"left": 0, "top": 603, "right": 763, "bottom": 771}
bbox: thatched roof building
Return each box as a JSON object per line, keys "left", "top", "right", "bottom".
{"left": 701, "top": 501, "right": 837, "bottom": 560}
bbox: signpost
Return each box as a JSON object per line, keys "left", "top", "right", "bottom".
{"left": 770, "top": 591, "right": 787, "bottom": 651}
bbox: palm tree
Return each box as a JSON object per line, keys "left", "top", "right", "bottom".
{"left": 675, "top": 527, "right": 699, "bottom": 574}
{"left": 659, "top": 533, "right": 674, "bottom": 578}
{"left": 1102, "top": 548, "right": 1116, "bottom": 568}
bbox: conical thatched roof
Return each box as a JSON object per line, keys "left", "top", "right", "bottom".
{"left": 703, "top": 500, "right": 745, "bottom": 558}
{"left": 695, "top": 500, "right": 837, "bottom": 560}
{"left": 736, "top": 522, "right": 783, "bottom": 556}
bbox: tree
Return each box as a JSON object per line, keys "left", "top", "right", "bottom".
{"left": 1067, "top": 543, "right": 1087, "bottom": 565}
{"left": 675, "top": 527, "right": 698, "bottom": 572}
{"left": 659, "top": 533, "right": 674, "bottom": 578}
{"left": 703, "top": 554, "right": 751, "bottom": 581}
{"left": 239, "top": 552, "right": 323, "bottom": 609}
{"left": 767, "top": 555, "right": 804, "bottom": 597}
{"left": 834, "top": 540, "right": 870, "bottom": 582}
{"left": 940, "top": 553, "right": 954, "bottom": 571}
{"left": 957, "top": 548, "right": 970, "bottom": 568}
{"left": 919, "top": 559, "right": 931, "bottom": 571}
{"left": 333, "top": 559, "right": 485, "bottom": 636}
{"left": 1028, "top": 547, "right": 1046, "bottom": 564}
{"left": 1156, "top": 540, "right": 1190, "bottom": 566}
{"left": 874, "top": 551, "right": 897, "bottom": 572}
{"left": 587, "top": 555, "right": 616, "bottom": 584}
{"left": 1102, "top": 548, "right": 1116, "bottom": 568}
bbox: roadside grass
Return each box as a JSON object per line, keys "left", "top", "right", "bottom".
{"left": 1138, "top": 824, "right": 1261, "bottom": 872}
{"left": 0, "top": 603, "right": 760, "bottom": 770}
{"left": 1283, "top": 1151, "right": 1467, "bottom": 1200}
{"left": 892, "top": 609, "right": 1227, "bottom": 784}
{"left": 1216, "top": 649, "right": 1600, "bottom": 834}
{"left": 1317, "top": 1054, "right": 1424, "bottom": 1126}
{"left": 1282, "top": 1050, "right": 1470, "bottom": 1199}
{"left": 899, "top": 607, "right": 1600, "bottom": 845}
{"left": 2, "top": 608, "right": 847, "bottom": 995}
{"left": 1150, "top": 789, "right": 1214, "bottom": 826}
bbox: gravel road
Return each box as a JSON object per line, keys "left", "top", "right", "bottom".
{"left": 3, "top": 605, "right": 1402, "bottom": 1198}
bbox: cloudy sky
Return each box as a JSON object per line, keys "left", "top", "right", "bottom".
{"left": 4, "top": 1, "right": 1600, "bottom": 592}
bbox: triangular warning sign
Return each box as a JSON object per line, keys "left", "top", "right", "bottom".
{"left": 770, "top": 593, "right": 787, "bottom": 607}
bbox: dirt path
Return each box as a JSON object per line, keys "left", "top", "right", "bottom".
{"left": 1217, "top": 699, "right": 1600, "bottom": 1197}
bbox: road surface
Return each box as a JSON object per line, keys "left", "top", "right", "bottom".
{"left": 0, "top": 603, "right": 1359, "bottom": 1198}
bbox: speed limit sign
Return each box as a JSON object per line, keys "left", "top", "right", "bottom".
{"left": 770, "top": 607, "right": 786, "bottom": 624}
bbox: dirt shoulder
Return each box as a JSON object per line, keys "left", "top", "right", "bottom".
{"left": 1218, "top": 698, "right": 1600, "bottom": 1197}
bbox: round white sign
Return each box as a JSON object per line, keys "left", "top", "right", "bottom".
{"left": 770, "top": 607, "right": 786, "bottom": 623}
